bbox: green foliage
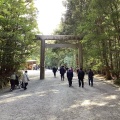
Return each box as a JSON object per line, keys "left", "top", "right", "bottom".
{"left": 45, "top": 47, "right": 76, "bottom": 69}
{"left": 53, "top": 0, "right": 120, "bottom": 80}
{"left": 0, "top": 0, "right": 39, "bottom": 87}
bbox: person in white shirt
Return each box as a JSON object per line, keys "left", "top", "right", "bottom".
{"left": 22, "top": 71, "right": 30, "bottom": 90}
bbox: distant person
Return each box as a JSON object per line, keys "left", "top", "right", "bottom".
{"left": 76, "top": 67, "right": 79, "bottom": 75}
{"left": 14, "top": 72, "right": 20, "bottom": 88}
{"left": 52, "top": 66, "right": 57, "bottom": 77}
{"left": 60, "top": 66, "right": 66, "bottom": 81}
{"left": 88, "top": 69, "right": 94, "bottom": 86}
{"left": 67, "top": 68, "right": 73, "bottom": 87}
{"left": 78, "top": 68, "right": 85, "bottom": 88}
{"left": 22, "top": 71, "right": 30, "bottom": 90}
{"left": 10, "top": 72, "right": 16, "bottom": 91}
{"left": 76, "top": 67, "right": 79, "bottom": 82}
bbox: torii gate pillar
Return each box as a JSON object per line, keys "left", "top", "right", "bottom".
{"left": 40, "top": 39, "right": 45, "bottom": 79}
{"left": 78, "top": 41, "right": 83, "bottom": 68}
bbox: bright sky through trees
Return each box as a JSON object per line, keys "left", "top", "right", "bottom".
{"left": 34, "top": 0, "right": 66, "bottom": 35}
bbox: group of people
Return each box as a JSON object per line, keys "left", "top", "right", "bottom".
{"left": 52, "top": 66, "right": 94, "bottom": 87}
{"left": 67, "top": 68, "right": 94, "bottom": 87}
{"left": 68, "top": 67, "right": 94, "bottom": 87}
{"left": 10, "top": 70, "right": 30, "bottom": 91}
{"left": 10, "top": 67, "right": 94, "bottom": 91}
{"left": 52, "top": 66, "right": 70, "bottom": 81}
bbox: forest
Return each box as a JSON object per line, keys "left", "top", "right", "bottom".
{"left": 49, "top": 0, "right": 120, "bottom": 81}
{"left": 0, "top": 0, "right": 39, "bottom": 88}
{"left": 0, "top": 0, "right": 120, "bottom": 88}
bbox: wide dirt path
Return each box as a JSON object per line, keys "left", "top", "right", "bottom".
{"left": 0, "top": 70, "right": 120, "bottom": 120}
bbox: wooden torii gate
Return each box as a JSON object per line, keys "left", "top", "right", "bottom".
{"left": 35, "top": 35, "right": 83, "bottom": 79}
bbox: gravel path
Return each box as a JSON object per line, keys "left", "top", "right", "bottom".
{"left": 0, "top": 70, "right": 120, "bottom": 120}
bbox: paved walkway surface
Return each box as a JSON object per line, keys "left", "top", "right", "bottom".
{"left": 0, "top": 70, "right": 120, "bottom": 120}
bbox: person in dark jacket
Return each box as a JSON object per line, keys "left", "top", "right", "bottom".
{"left": 78, "top": 68, "right": 85, "bottom": 88}
{"left": 52, "top": 66, "right": 57, "bottom": 77}
{"left": 88, "top": 69, "right": 94, "bottom": 86}
{"left": 60, "top": 66, "right": 66, "bottom": 81}
{"left": 67, "top": 68, "right": 73, "bottom": 87}
{"left": 14, "top": 74, "right": 19, "bottom": 88}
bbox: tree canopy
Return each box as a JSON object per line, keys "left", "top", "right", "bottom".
{"left": 51, "top": 0, "right": 120, "bottom": 80}
{"left": 0, "top": 0, "right": 39, "bottom": 88}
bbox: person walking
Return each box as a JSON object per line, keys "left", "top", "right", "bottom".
{"left": 14, "top": 73, "right": 19, "bottom": 88}
{"left": 22, "top": 70, "right": 30, "bottom": 90}
{"left": 67, "top": 68, "right": 73, "bottom": 87}
{"left": 78, "top": 68, "right": 85, "bottom": 88}
{"left": 60, "top": 66, "right": 66, "bottom": 81}
{"left": 52, "top": 66, "right": 57, "bottom": 77}
{"left": 88, "top": 69, "right": 94, "bottom": 86}
{"left": 10, "top": 72, "right": 16, "bottom": 91}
